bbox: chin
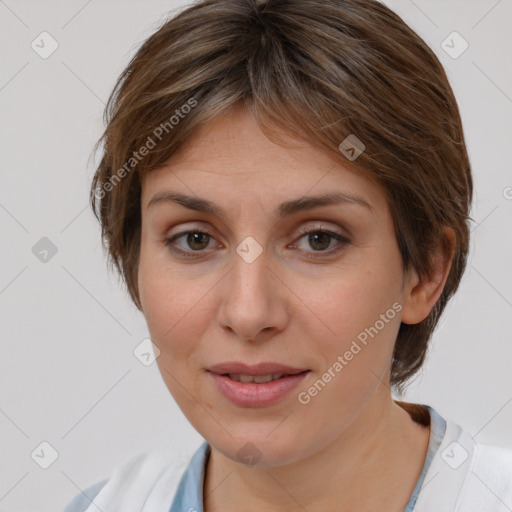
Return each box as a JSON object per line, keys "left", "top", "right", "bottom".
{"left": 207, "top": 428, "right": 310, "bottom": 468}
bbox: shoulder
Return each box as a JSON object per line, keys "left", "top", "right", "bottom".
{"left": 59, "top": 450, "right": 159, "bottom": 512}
{"left": 459, "top": 441, "right": 512, "bottom": 508}
{"left": 451, "top": 420, "right": 512, "bottom": 499}
{"left": 474, "top": 440, "right": 512, "bottom": 469}
{"left": 61, "top": 479, "right": 108, "bottom": 512}
{"left": 60, "top": 445, "right": 195, "bottom": 512}
{"left": 415, "top": 411, "right": 512, "bottom": 512}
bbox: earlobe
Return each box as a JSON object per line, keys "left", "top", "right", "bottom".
{"left": 400, "top": 227, "right": 455, "bottom": 325}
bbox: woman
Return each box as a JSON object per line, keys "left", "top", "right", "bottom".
{"left": 63, "top": 0, "right": 512, "bottom": 510}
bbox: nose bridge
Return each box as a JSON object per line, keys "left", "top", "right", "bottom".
{"left": 231, "top": 237, "right": 271, "bottom": 304}
{"left": 217, "top": 235, "right": 286, "bottom": 339}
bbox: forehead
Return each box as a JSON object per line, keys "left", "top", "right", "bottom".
{"left": 140, "top": 106, "right": 387, "bottom": 215}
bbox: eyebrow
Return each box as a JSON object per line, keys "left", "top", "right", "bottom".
{"left": 147, "top": 191, "right": 374, "bottom": 218}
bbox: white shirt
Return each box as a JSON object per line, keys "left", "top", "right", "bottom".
{"left": 62, "top": 405, "right": 512, "bottom": 511}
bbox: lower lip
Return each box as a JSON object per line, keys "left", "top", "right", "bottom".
{"left": 207, "top": 371, "right": 310, "bottom": 407}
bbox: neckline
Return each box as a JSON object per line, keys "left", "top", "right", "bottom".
{"left": 190, "top": 404, "right": 446, "bottom": 512}
{"left": 402, "top": 404, "right": 447, "bottom": 511}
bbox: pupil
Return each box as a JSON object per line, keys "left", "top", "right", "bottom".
{"left": 309, "top": 232, "right": 330, "bottom": 250}
{"left": 188, "top": 232, "right": 209, "bottom": 250}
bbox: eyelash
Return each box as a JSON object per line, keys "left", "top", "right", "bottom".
{"left": 163, "top": 225, "right": 350, "bottom": 260}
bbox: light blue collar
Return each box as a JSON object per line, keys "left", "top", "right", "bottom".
{"left": 169, "top": 405, "right": 446, "bottom": 512}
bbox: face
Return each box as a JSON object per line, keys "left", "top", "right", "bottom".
{"left": 138, "top": 105, "right": 416, "bottom": 467}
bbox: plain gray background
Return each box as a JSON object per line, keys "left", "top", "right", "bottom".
{"left": 0, "top": 1, "right": 511, "bottom": 510}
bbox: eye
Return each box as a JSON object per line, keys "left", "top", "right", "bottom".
{"left": 292, "top": 225, "right": 350, "bottom": 259}
{"left": 163, "top": 225, "right": 350, "bottom": 259}
{"left": 164, "top": 228, "right": 220, "bottom": 258}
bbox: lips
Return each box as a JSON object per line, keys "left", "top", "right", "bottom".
{"left": 207, "top": 367, "right": 310, "bottom": 407}
{"left": 207, "top": 361, "right": 309, "bottom": 377}
{"left": 227, "top": 373, "right": 286, "bottom": 383}
{"left": 206, "top": 362, "right": 310, "bottom": 406}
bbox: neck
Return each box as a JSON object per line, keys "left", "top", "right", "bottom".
{"left": 203, "top": 395, "right": 430, "bottom": 512}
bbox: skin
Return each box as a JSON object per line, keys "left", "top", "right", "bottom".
{"left": 137, "top": 104, "right": 454, "bottom": 511}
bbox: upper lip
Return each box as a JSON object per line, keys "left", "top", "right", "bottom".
{"left": 207, "top": 362, "right": 309, "bottom": 376}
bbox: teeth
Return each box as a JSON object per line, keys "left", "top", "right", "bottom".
{"left": 228, "top": 373, "right": 285, "bottom": 383}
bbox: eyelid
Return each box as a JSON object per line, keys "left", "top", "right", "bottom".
{"left": 164, "top": 222, "right": 218, "bottom": 241}
{"left": 163, "top": 222, "right": 351, "bottom": 260}
{"left": 165, "top": 220, "right": 346, "bottom": 242}
{"left": 295, "top": 221, "right": 345, "bottom": 236}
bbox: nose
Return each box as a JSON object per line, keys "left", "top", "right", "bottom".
{"left": 216, "top": 244, "right": 289, "bottom": 343}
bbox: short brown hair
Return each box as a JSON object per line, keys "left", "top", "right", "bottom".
{"left": 90, "top": 0, "right": 473, "bottom": 392}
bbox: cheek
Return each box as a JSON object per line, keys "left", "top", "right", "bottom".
{"left": 303, "top": 259, "right": 402, "bottom": 344}
{"left": 295, "top": 256, "right": 403, "bottom": 401}
{"left": 139, "top": 265, "right": 208, "bottom": 407}
{"left": 138, "top": 253, "right": 204, "bottom": 364}
{"left": 292, "top": 270, "right": 402, "bottom": 431}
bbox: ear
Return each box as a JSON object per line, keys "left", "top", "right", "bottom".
{"left": 401, "top": 227, "right": 455, "bottom": 325}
